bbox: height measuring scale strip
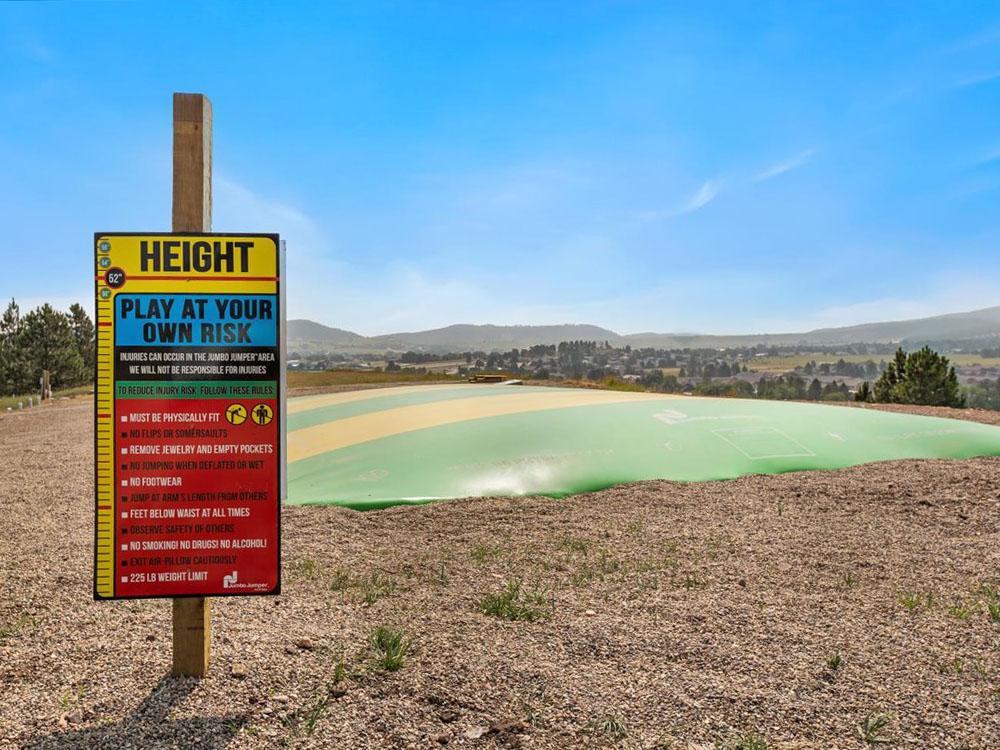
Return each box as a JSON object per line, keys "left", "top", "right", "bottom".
{"left": 93, "top": 234, "right": 283, "bottom": 600}
{"left": 94, "top": 242, "right": 117, "bottom": 597}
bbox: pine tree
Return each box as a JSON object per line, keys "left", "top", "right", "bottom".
{"left": 872, "top": 346, "right": 964, "bottom": 407}
{"left": 16, "top": 304, "right": 85, "bottom": 391}
{"left": 873, "top": 348, "right": 904, "bottom": 402}
{"left": 0, "top": 298, "right": 22, "bottom": 395}
{"left": 68, "top": 303, "right": 96, "bottom": 373}
{"left": 855, "top": 381, "right": 872, "bottom": 402}
{"left": 807, "top": 377, "right": 823, "bottom": 400}
{"left": 896, "top": 346, "right": 964, "bottom": 407}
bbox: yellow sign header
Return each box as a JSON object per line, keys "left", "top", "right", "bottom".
{"left": 96, "top": 234, "right": 278, "bottom": 279}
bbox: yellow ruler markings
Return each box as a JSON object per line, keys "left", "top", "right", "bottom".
{"left": 94, "top": 238, "right": 117, "bottom": 598}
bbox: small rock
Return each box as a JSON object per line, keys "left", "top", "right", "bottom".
{"left": 430, "top": 732, "right": 449, "bottom": 745}
{"left": 738, "top": 578, "right": 747, "bottom": 588}
{"left": 145, "top": 634, "right": 156, "bottom": 642}
{"left": 330, "top": 683, "right": 348, "bottom": 698}
{"left": 230, "top": 663, "right": 248, "bottom": 679}
{"left": 465, "top": 726, "right": 488, "bottom": 739}
{"left": 584, "top": 609, "right": 596, "bottom": 616}
{"left": 272, "top": 694, "right": 289, "bottom": 705}
{"left": 66, "top": 710, "right": 83, "bottom": 725}
{"left": 492, "top": 719, "right": 528, "bottom": 734}
{"left": 295, "top": 637, "right": 316, "bottom": 651}
{"left": 438, "top": 709, "right": 458, "bottom": 723}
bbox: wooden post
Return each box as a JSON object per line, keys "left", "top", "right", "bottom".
{"left": 171, "top": 92, "right": 212, "bottom": 677}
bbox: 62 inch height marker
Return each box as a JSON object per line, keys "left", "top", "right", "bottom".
{"left": 94, "top": 233, "right": 282, "bottom": 600}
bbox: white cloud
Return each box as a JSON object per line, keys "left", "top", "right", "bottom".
{"left": 953, "top": 70, "right": 1000, "bottom": 88}
{"left": 636, "top": 178, "right": 721, "bottom": 221}
{"left": 210, "top": 177, "right": 501, "bottom": 335}
{"left": 637, "top": 147, "right": 815, "bottom": 223}
{"left": 975, "top": 146, "right": 1000, "bottom": 166}
{"left": 680, "top": 179, "right": 720, "bottom": 213}
{"left": 213, "top": 176, "right": 327, "bottom": 262}
{"left": 752, "top": 148, "right": 815, "bottom": 182}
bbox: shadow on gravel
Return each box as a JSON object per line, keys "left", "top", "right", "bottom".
{"left": 23, "top": 675, "right": 247, "bottom": 750}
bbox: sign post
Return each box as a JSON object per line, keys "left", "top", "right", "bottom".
{"left": 93, "top": 93, "right": 282, "bottom": 679}
{"left": 172, "top": 92, "right": 213, "bottom": 677}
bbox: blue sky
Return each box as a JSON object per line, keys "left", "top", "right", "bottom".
{"left": 1, "top": 2, "right": 998, "bottom": 335}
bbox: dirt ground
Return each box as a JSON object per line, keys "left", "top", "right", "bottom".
{"left": 1, "top": 399, "right": 999, "bottom": 749}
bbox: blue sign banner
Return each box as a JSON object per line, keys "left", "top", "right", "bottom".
{"left": 115, "top": 294, "right": 277, "bottom": 347}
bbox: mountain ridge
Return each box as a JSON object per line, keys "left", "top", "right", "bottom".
{"left": 288, "top": 305, "right": 1000, "bottom": 353}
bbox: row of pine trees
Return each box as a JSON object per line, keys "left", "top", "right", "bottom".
{"left": 0, "top": 299, "right": 95, "bottom": 396}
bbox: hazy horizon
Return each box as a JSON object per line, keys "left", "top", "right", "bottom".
{"left": 2, "top": 3, "right": 999, "bottom": 336}
{"left": 286, "top": 300, "right": 1000, "bottom": 340}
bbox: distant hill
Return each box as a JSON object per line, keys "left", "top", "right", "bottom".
{"left": 287, "top": 319, "right": 367, "bottom": 345}
{"left": 368, "top": 324, "right": 624, "bottom": 351}
{"left": 287, "top": 305, "right": 1000, "bottom": 353}
{"left": 625, "top": 305, "right": 1000, "bottom": 348}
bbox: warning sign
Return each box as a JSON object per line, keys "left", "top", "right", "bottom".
{"left": 93, "top": 233, "right": 282, "bottom": 599}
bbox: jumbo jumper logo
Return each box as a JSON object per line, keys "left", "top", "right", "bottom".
{"left": 222, "top": 570, "right": 268, "bottom": 592}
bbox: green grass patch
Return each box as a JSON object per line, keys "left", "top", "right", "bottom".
{"left": 558, "top": 537, "right": 592, "bottom": 554}
{"left": 0, "top": 612, "right": 39, "bottom": 641}
{"left": 586, "top": 716, "right": 628, "bottom": 741}
{"left": 470, "top": 543, "right": 507, "bottom": 565}
{"left": 979, "top": 581, "right": 1000, "bottom": 623}
{"left": 897, "top": 590, "right": 934, "bottom": 612}
{"left": 324, "top": 568, "right": 398, "bottom": 604}
{"left": 369, "top": 626, "right": 410, "bottom": 672}
{"left": 290, "top": 557, "right": 320, "bottom": 581}
{"left": 570, "top": 550, "right": 622, "bottom": 587}
{"left": 858, "top": 713, "right": 892, "bottom": 745}
{"left": 947, "top": 600, "right": 977, "bottom": 620}
{"left": 727, "top": 729, "right": 769, "bottom": 750}
{"left": 478, "top": 579, "right": 552, "bottom": 622}
{"left": 356, "top": 572, "right": 397, "bottom": 604}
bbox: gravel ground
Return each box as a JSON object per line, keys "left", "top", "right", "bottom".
{"left": 2, "top": 399, "right": 999, "bottom": 750}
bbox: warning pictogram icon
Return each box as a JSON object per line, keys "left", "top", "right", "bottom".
{"left": 225, "top": 403, "right": 248, "bottom": 425}
{"left": 251, "top": 403, "right": 274, "bottom": 426}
